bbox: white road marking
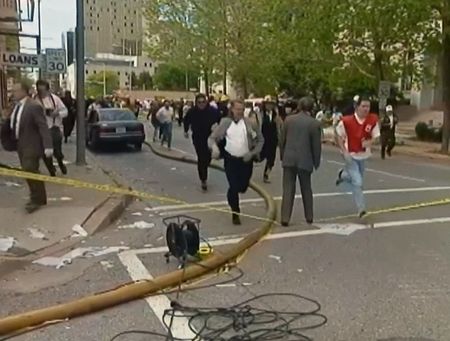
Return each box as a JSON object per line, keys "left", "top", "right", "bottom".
{"left": 148, "top": 186, "right": 450, "bottom": 212}
{"left": 127, "top": 216, "right": 450, "bottom": 256}
{"left": 118, "top": 252, "right": 197, "bottom": 339}
{"left": 327, "top": 160, "right": 426, "bottom": 182}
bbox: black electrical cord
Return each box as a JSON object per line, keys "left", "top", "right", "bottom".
{"left": 110, "top": 292, "right": 327, "bottom": 341}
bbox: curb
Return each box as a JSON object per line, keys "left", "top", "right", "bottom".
{"left": 0, "top": 141, "right": 277, "bottom": 335}
{"left": 0, "top": 154, "right": 133, "bottom": 276}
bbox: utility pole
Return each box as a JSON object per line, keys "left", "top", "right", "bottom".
{"left": 75, "top": 0, "right": 86, "bottom": 165}
{"left": 37, "top": 0, "right": 42, "bottom": 79}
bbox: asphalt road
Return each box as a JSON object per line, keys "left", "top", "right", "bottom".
{"left": 1, "top": 124, "right": 450, "bottom": 341}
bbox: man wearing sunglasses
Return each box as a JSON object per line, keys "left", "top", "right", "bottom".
{"left": 184, "top": 93, "right": 221, "bottom": 191}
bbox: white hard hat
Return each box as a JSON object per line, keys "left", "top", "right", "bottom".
{"left": 386, "top": 105, "right": 393, "bottom": 111}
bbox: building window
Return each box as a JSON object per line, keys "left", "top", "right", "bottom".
{"left": 86, "top": 70, "right": 89, "bottom": 74}
{"left": 124, "top": 23, "right": 127, "bottom": 27}
{"left": 97, "top": 27, "right": 100, "bottom": 31}
{"left": 93, "top": 70, "right": 97, "bottom": 74}
{"left": 131, "top": 29, "right": 134, "bottom": 34}
{"left": 125, "top": 72, "right": 128, "bottom": 76}
{"left": 144, "top": 63, "right": 147, "bottom": 67}
{"left": 118, "top": 72, "right": 121, "bottom": 75}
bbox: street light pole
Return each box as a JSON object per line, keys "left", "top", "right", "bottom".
{"left": 37, "top": 0, "right": 42, "bottom": 79}
{"left": 75, "top": 0, "right": 86, "bottom": 165}
{"left": 103, "top": 63, "right": 106, "bottom": 97}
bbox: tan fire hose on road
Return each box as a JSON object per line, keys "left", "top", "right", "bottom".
{"left": 0, "top": 142, "right": 277, "bottom": 336}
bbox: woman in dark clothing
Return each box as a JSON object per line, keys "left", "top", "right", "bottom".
{"left": 260, "top": 96, "right": 283, "bottom": 183}
{"left": 61, "top": 91, "right": 76, "bottom": 143}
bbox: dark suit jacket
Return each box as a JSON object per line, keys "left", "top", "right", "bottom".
{"left": 279, "top": 111, "right": 322, "bottom": 172}
{"left": 4, "top": 98, "right": 52, "bottom": 158}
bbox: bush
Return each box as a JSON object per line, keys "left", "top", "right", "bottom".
{"left": 415, "top": 122, "right": 429, "bottom": 140}
{"left": 415, "top": 122, "right": 442, "bottom": 142}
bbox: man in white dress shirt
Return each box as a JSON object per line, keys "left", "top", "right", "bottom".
{"left": 208, "top": 99, "right": 264, "bottom": 225}
{"left": 35, "top": 80, "right": 68, "bottom": 176}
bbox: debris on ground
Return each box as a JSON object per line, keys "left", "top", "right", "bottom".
{"left": 72, "top": 224, "right": 88, "bottom": 238}
{"left": 28, "top": 227, "right": 47, "bottom": 240}
{"left": 33, "top": 246, "right": 129, "bottom": 269}
{"left": 0, "top": 237, "right": 15, "bottom": 252}
{"left": 118, "top": 221, "right": 155, "bottom": 229}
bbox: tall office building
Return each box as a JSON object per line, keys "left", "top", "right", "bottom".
{"left": 84, "top": 0, "right": 144, "bottom": 57}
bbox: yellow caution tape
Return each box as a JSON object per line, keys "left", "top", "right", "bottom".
{"left": 1, "top": 166, "right": 450, "bottom": 226}
{"left": 0, "top": 167, "right": 276, "bottom": 225}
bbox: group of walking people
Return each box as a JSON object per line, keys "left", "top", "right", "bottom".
{"left": 1, "top": 80, "right": 74, "bottom": 213}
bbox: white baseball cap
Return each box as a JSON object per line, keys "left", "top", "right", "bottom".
{"left": 386, "top": 105, "right": 393, "bottom": 111}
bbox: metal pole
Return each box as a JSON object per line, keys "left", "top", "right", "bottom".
{"left": 75, "top": 0, "right": 86, "bottom": 165}
{"left": 103, "top": 63, "right": 106, "bottom": 97}
{"left": 37, "top": 0, "right": 42, "bottom": 79}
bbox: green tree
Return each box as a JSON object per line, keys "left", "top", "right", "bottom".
{"left": 138, "top": 71, "right": 154, "bottom": 90}
{"left": 153, "top": 63, "right": 199, "bottom": 91}
{"left": 131, "top": 72, "right": 139, "bottom": 90}
{"left": 144, "top": 0, "right": 222, "bottom": 95}
{"left": 85, "top": 71, "right": 119, "bottom": 98}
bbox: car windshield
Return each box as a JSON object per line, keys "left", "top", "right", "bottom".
{"left": 99, "top": 110, "right": 136, "bottom": 122}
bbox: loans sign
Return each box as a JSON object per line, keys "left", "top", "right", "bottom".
{"left": 0, "top": 52, "right": 43, "bottom": 68}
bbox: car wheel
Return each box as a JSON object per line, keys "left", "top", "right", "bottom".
{"left": 134, "top": 143, "right": 142, "bottom": 151}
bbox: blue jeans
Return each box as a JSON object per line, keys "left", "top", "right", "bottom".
{"left": 340, "top": 157, "right": 366, "bottom": 213}
{"left": 160, "top": 122, "right": 172, "bottom": 148}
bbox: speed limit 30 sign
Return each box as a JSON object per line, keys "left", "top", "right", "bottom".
{"left": 45, "top": 48, "right": 66, "bottom": 74}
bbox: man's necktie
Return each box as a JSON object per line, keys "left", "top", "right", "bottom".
{"left": 11, "top": 103, "right": 21, "bottom": 139}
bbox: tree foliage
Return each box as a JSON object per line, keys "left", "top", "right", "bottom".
{"left": 85, "top": 71, "right": 119, "bottom": 98}
{"left": 153, "top": 63, "right": 199, "bottom": 91}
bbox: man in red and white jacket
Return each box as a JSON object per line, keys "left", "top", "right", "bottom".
{"left": 335, "top": 96, "right": 380, "bottom": 218}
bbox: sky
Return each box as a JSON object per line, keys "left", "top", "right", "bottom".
{"left": 21, "top": 0, "right": 76, "bottom": 52}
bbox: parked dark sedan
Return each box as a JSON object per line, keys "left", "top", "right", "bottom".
{"left": 86, "top": 108, "right": 145, "bottom": 150}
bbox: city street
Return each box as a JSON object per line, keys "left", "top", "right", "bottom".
{"left": 1, "top": 125, "right": 450, "bottom": 340}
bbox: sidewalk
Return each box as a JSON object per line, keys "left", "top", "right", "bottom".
{"left": 0, "top": 140, "right": 127, "bottom": 259}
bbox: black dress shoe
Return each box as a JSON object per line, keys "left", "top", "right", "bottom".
{"left": 281, "top": 222, "right": 289, "bottom": 227}
{"left": 232, "top": 213, "right": 241, "bottom": 225}
{"left": 25, "top": 202, "right": 43, "bottom": 214}
{"left": 359, "top": 211, "right": 367, "bottom": 218}
{"left": 335, "top": 169, "right": 344, "bottom": 186}
{"left": 60, "top": 163, "right": 68, "bottom": 175}
{"left": 306, "top": 219, "right": 313, "bottom": 225}
{"left": 201, "top": 181, "right": 208, "bottom": 192}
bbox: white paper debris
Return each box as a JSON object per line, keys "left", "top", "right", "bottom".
{"left": 269, "top": 255, "right": 282, "bottom": 263}
{"left": 0, "top": 237, "right": 15, "bottom": 252}
{"left": 131, "top": 212, "right": 143, "bottom": 216}
{"left": 100, "top": 260, "right": 114, "bottom": 269}
{"left": 157, "top": 236, "right": 164, "bottom": 241}
{"left": 60, "top": 197, "right": 73, "bottom": 201}
{"left": 297, "top": 269, "right": 303, "bottom": 273}
{"left": 171, "top": 167, "right": 177, "bottom": 171}
{"left": 4, "top": 181, "right": 21, "bottom": 188}
{"left": 316, "top": 223, "right": 367, "bottom": 236}
{"left": 144, "top": 244, "right": 153, "bottom": 248}
{"left": 242, "top": 282, "right": 253, "bottom": 286}
{"left": 144, "top": 207, "right": 152, "bottom": 212}
{"left": 118, "top": 221, "right": 155, "bottom": 230}
{"left": 72, "top": 224, "right": 88, "bottom": 237}
{"left": 28, "top": 228, "right": 46, "bottom": 240}
{"left": 33, "top": 246, "right": 129, "bottom": 269}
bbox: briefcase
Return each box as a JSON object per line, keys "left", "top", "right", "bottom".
{"left": 0, "top": 120, "right": 18, "bottom": 152}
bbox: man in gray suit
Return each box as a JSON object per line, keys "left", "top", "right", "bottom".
{"left": 279, "top": 97, "right": 322, "bottom": 226}
{"left": 3, "top": 82, "right": 53, "bottom": 213}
